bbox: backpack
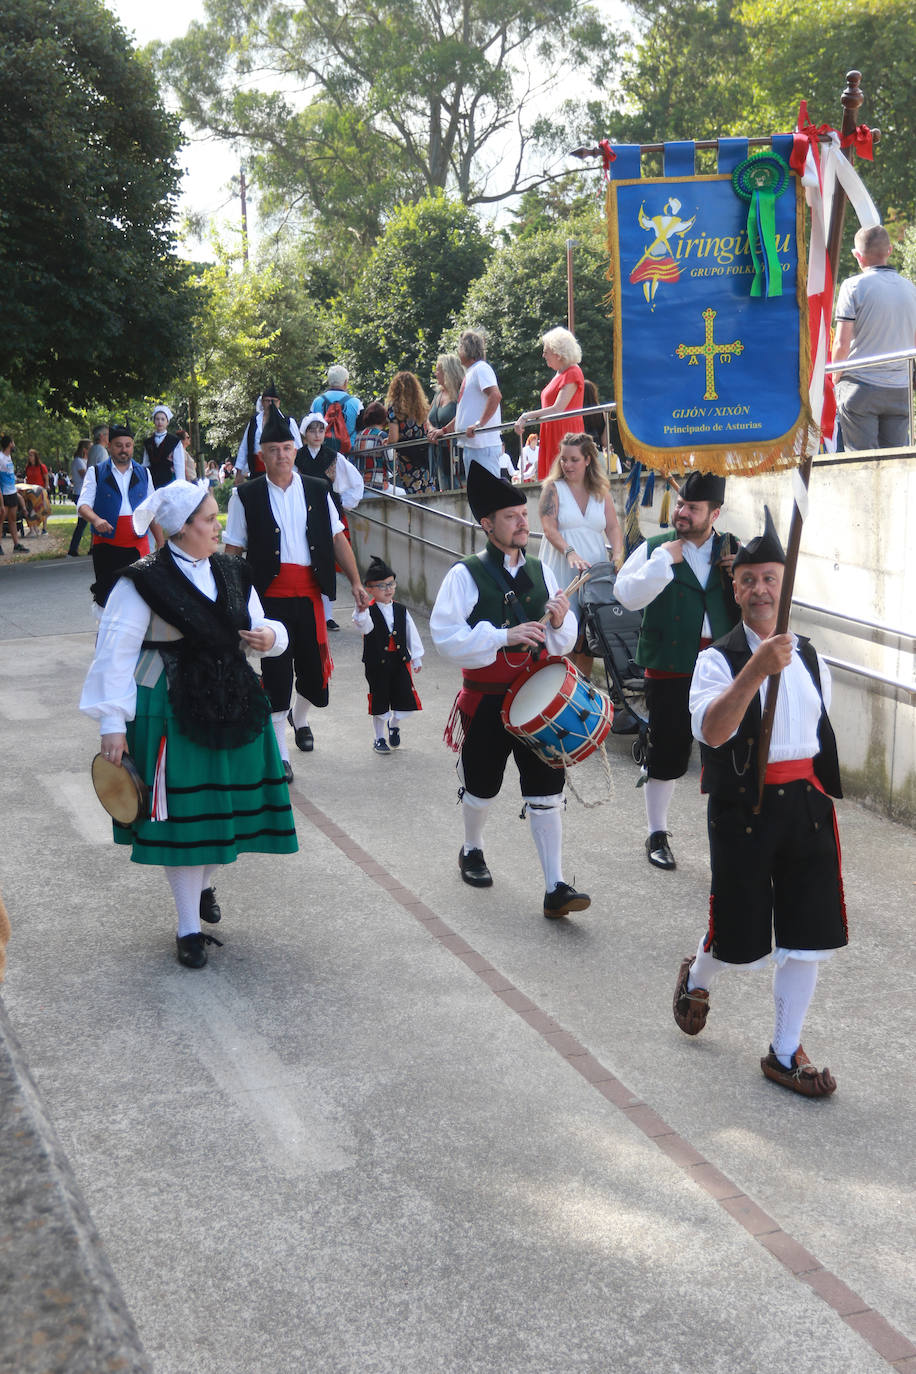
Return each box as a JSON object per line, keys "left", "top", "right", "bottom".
{"left": 321, "top": 396, "right": 351, "bottom": 454}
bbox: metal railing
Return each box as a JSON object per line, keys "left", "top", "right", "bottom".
{"left": 825, "top": 345, "right": 916, "bottom": 447}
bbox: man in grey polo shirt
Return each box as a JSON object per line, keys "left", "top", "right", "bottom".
{"left": 833, "top": 224, "right": 916, "bottom": 451}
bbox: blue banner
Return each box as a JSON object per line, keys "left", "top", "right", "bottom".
{"left": 608, "top": 170, "right": 814, "bottom": 475}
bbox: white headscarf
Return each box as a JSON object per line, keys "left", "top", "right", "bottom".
{"left": 300, "top": 412, "right": 328, "bottom": 437}
{"left": 151, "top": 404, "right": 174, "bottom": 423}
{"left": 132, "top": 479, "right": 209, "bottom": 537}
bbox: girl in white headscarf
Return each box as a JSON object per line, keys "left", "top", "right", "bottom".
{"left": 80, "top": 481, "right": 298, "bottom": 969}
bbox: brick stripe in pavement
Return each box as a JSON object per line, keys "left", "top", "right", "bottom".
{"left": 289, "top": 789, "right": 916, "bottom": 1371}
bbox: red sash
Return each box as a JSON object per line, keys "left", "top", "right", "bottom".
{"left": 764, "top": 757, "right": 824, "bottom": 793}
{"left": 265, "top": 563, "right": 333, "bottom": 687}
{"left": 92, "top": 514, "right": 149, "bottom": 555}
{"left": 445, "top": 651, "right": 537, "bottom": 752}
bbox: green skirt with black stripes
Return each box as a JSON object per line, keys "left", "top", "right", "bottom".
{"left": 114, "top": 673, "right": 298, "bottom": 866}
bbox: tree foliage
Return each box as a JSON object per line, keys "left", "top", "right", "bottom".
{"left": 585, "top": 0, "right": 916, "bottom": 223}
{"left": 0, "top": 0, "right": 197, "bottom": 411}
{"left": 160, "top": 0, "right": 615, "bottom": 237}
{"left": 334, "top": 195, "right": 491, "bottom": 398}
{"left": 444, "top": 212, "right": 613, "bottom": 418}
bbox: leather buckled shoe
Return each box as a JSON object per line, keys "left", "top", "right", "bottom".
{"left": 176, "top": 931, "right": 223, "bottom": 969}
{"left": 673, "top": 956, "right": 709, "bottom": 1035}
{"left": 459, "top": 847, "right": 493, "bottom": 887}
{"left": 646, "top": 830, "right": 676, "bottom": 870}
{"left": 199, "top": 887, "right": 221, "bottom": 924}
{"left": 543, "top": 882, "right": 591, "bottom": 918}
{"left": 287, "top": 709, "right": 315, "bottom": 752}
{"left": 282, "top": 760, "right": 294, "bottom": 784}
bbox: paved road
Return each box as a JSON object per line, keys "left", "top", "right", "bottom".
{"left": 1, "top": 555, "right": 914, "bottom": 1373}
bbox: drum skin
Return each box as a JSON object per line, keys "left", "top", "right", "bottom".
{"left": 91, "top": 753, "right": 149, "bottom": 825}
{"left": 501, "top": 658, "right": 613, "bottom": 767}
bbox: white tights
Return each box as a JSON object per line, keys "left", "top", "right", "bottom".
{"left": 688, "top": 940, "right": 820, "bottom": 1068}
{"left": 164, "top": 864, "right": 216, "bottom": 938}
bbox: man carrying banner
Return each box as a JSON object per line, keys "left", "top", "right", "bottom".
{"left": 673, "top": 511, "right": 846, "bottom": 1096}
{"left": 429, "top": 463, "right": 590, "bottom": 919}
{"left": 613, "top": 471, "right": 738, "bottom": 869}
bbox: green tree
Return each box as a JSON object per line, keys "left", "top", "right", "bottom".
{"left": 334, "top": 195, "right": 491, "bottom": 397}
{"left": 582, "top": 0, "right": 915, "bottom": 222}
{"left": 444, "top": 213, "right": 613, "bottom": 419}
{"left": 0, "top": 0, "right": 196, "bottom": 411}
{"left": 0, "top": 382, "right": 84, "bottom": 468}
{"left": 160, "top": 0, "right": 615, "bottom": 236}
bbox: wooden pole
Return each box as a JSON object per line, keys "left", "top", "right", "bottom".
{"left": 752, "top": 71, "right": 865, "bottom": 811}
{"left": 566, "top": 238, "right": 577, "bottom": 334}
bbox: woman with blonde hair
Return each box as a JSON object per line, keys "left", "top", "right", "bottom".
{"left": 514, "top": 326, "right": 585, "bottom": 479}
{"left": 428, "top": 352, "right": 464, "bottom": 490}
{"left": 538, "top": 432, "right": 623, "bottom": 675}
{"left": 385, "top": 370, "right": 430, "bottom": 494}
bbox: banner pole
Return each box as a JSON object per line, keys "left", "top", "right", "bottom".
{"left": 752, "top": 71, "right": 866, "bottom": 811}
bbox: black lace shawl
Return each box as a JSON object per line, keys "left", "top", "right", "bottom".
{"left": 117, "top": 548, "right": 271, "bottom": 750}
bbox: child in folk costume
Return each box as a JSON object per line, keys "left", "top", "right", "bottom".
{"left": 353, "top": 556, "right": 423, "bottom": 755}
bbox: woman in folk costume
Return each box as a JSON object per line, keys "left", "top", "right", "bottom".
{"left": 80, "top": 480, "right": 297, "bottom": 969}
{"left": 352, "top": 555, "right": 423, "bottom": 755}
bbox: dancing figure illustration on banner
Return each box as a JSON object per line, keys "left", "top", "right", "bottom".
{"left": 629, "top": 198, "right": 698, "bottom": 309}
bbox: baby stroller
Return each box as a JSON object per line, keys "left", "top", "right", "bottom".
{"left": 578, "top": 561, "right": 648, "bottom": 767}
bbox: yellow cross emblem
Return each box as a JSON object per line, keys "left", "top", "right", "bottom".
{"left": 676, "top": 308, "right": 744, "bottom": 401}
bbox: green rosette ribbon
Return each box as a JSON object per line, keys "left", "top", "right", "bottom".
{"left": 732, "top": 152, "right": 790, "bottom": 298}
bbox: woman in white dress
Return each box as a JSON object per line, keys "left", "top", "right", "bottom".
{"left": 537, "top": 433, "right": 623, "bottom": 676}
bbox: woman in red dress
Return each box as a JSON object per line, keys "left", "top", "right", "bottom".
{"left": 514, "top": 328, "right": 584, "bottom": 479}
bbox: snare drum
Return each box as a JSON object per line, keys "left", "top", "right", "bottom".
{"left": 501, "top": 659, "right": 613, "bottom": 768}
{"left": 91, "top": 753, "right": 149, "bottom": 825}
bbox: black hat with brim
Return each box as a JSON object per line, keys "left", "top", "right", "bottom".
{"left": 259, "top": 411, "right": 294, "bottom": 446}
{"left": 679, "top": 470, "right": 726, "bottom": 506}
{"left": 467, "top": 459, "right": 526, "bottom": 524}
{"left": 733, "top": 506, "right": 786, "bottom": 568}
{"left": 365, "top": 555, "right": 396, "bottom": 584}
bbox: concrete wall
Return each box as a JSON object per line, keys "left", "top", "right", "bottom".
{"left": 349, "top": 453, "right": 916, "bottom": 825}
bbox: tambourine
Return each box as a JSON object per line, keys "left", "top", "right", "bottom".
{"left": 90, "top": 752, "right": 149, "bottom": 825}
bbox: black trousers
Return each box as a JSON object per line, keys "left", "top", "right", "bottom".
{"left": 460, "top": 694, "right": 565, "bottom": 800}
{"left": 260, "top": 595, "right": 329, "bottom": 712}
{"left": 705, "top": 779, "right": 848, "bottom": 963}
{"left": 644, "top": 674, "right": 694, "bottom": 780}
{"left": 91, "top": 542, "right": 144, "bottom": 607}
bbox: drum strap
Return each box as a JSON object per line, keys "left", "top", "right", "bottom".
{"left": 475, "top": 549, "right": 548, "bottom": 664}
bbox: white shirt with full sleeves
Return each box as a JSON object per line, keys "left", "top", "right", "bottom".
{"left": 333, "top": 452, "right": 365, "bottom": 510}
{"left": 142, "top": 434, "right": 187, "bottom": 482}
{"left": 430, "top": 553, "right": 577, "bottom": 668}
{"left": 79, "top": 545, "right": 289, "bottom": 737}
{"left": 614, "top": 531, "right": 718, "bottom": 637}
{"left": 79, "top": 462, "right": 153, "bottom": 519}
{"left": 352, "top": 601, "right": 424, "bottom": 666}
{"left": 223, "top": 478, "right": 344, "bottom": 562}
{"left": 690, "top": 625, "right": 831, "bottom": 761}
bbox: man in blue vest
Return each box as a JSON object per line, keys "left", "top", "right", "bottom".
{"left": 430, "top": 462, "right": 590, "bottom": 919}
{"left": 673, "top": 511, "right": 846, "bottom": 1097}
{"left": 614, "top": 471, "right": 738, "bottom": 870}
{"left": 77, "top": 423, "right": 159, "bottom": 608}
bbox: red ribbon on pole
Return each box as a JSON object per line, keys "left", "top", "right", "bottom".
{"left": 598, "top": 138, "right": 616, "bottom": 180}
{"left": 790, "top": 100, "right": 834, "bottom": 177}
{"left": 841, "top": 124, "right": 874, "bottom": 160}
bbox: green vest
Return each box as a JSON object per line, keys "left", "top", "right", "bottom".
{"left": 463, "top": 542, "right": 550, "bottom": 628}
{"left": 636, "top": 529, "right": 739, "bottom": 673}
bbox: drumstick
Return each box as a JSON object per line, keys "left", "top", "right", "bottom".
{"left": 536, "top": 569, "right": 590, "bottom": 624}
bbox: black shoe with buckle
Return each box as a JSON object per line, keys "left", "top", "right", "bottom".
{"left": 287, "top": 709, "right": 314, "bottom": 752}
{"left": 200, "top": 887, "right": 221, "bottom": 924}
{"left": 459, "top": 847, "right": 493, "bottom": 887}
{"left": 543, "top": 882, "right": 591, "bottom": 918}
{"left": 646, "top": 830, "right": 676, "bottom": 870}
{"left": 176, "top": 931, "right": 223, "bottom": 969}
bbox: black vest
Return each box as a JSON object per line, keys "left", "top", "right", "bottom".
{"left": 236, "top": 473, "right": 337, "bottom": 599}
{"left": 143, "top": 433, "right": 180, "bottom": 489}
{"left": 699, "top": 622, "right": 842, "bottom": 801}
{"left": 362, "top": 602, "right": 409, "bottom": 668}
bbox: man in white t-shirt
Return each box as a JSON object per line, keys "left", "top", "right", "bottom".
{"left": 429, "top": 329, "right": 503, "bottom": 479}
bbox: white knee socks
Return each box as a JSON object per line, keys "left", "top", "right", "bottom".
{"left": 271, "top": 711, "right": 290, "bottom": 762}
{"left": 291, "top": 695, "right": 311, "bottom": 729}
{"left": 372, "top": 713, "right": 389, "bottom": 741}
{"left": 645, "top": 777, "right": 676, "bottom": 835}
{"left": 526, "top": 797, "right": 564, "bottom": 891}
{"left": 772, "top": 958, "right": 819, "bottom": 1066}
{"left": 461, "top": 792, "right": 491, "bottom": 853}
{"left": 687, "top": 935, "right": 731, "bottom": 991}
{"left": 165, "top": 865, "right": 208, "bottom": 937}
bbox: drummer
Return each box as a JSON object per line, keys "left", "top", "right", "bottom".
{"left": 79, "top": 480, "right": 298, "bottom": 969}
{"left": 429, "top": 461, "right": 590, "bottom": 919}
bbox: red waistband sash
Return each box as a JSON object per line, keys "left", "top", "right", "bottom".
{"left": 644, "top": 638, "right": 712, "bottom": 680}
{"left": 265, "top": 563, "right": 333, "bottom": 687}
{"left": 444, "top": 651, "right": 537, "bottom": 753}
{"left": 763, "top": 757, "right": 825, "bottom": 793}
{"left": 92, "top": 514, "right": 149, "bottom": 554}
